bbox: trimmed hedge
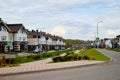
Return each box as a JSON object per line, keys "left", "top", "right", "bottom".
{"left": 52, "top": 54, "right": 91, "bottom": 62}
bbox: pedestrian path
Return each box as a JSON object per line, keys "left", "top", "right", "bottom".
{"left": 0, "top": 57, "right": 104, "bottom": 75}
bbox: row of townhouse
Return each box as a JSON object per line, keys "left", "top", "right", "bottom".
{"left": 91, "top": 35, "right": 120, "bottom": 49}
{"left": 27, "top": 30, "right": 66, "bottom": 51}
{"left": 0, "top": 18, "right": 66, "bottom": 53}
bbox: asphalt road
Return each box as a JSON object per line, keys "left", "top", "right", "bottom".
{"left": 1, "top": 49, "right": 120, "bottom": 80}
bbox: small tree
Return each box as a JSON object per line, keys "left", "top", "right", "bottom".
{"left": 1, "top": 56, "right": 7, "bottom": 66}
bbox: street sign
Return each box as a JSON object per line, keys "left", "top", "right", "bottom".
{"left": 96, "top": 37, "right": 100, "bottom": 42}
{"left": 7, "top": 40, "right": 13, "bottom": 47}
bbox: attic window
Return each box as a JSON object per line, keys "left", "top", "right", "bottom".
{"left": 20, "top": 28, "right": 25, "bottom": 33}
{"left": 0, "top": 25, "right": 7, "bottom": 32}
{"left": 2, "top": 27, "right": 7, "bottom": 32}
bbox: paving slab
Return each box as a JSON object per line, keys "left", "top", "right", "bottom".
{"left": 0, "top": 57, "right": 105, "bottom": 76}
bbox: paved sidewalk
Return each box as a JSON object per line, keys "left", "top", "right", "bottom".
{"left": 0, "top": 57, "right": 104, "bottom": 76}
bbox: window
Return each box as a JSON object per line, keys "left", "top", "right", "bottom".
{"left": 23, "top": 37, "right": 26, "bottom": 41}
{"left": 20, "top": 28, "right": 25, "bottom": 34}
{"left": 10, "top": 37, "right": 13, "bottom": 40}
{"left": 18, "top": 37, "right": 21, "bottom": 41}
{"left": 1, "top": 36, "right": 7, "bottom": 41}
{"left": 2, "top": 27, "right": 7, "bottom": 32}
{"left": 0, "top": 25, "right": 7, "bottom": 32}
{"left": 22, "top": 29, "right": 24, "bottom": 33}
{"left": 33, "top": 36, "right": 37, "bottom": 38}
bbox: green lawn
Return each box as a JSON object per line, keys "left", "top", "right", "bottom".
{"left": 79, "top": 49, "right": 110, "bottom": 61}
{"left": 0, "top": 49, "right": 75, "bottom": 66}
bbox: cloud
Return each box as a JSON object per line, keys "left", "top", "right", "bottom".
{"left": 47, "top": 0, "right": 102, "bottom": 8}
{"left": 107, "top": 29, "right": 120, "bottom": 37}
{"left": 0, "top": 0, "right": 120, "bottom": 40}
{"left": 50, "top": 19, "right": 96, "bottom": 40}
{"left": 108, "top": 2, "right": 120, "bottom": 8}
{"left": 51, "top": 25, "right": 67, "bottom": 36}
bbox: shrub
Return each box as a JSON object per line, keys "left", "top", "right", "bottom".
{"left": 66, "top": 55, "right": 73, "bottom": 61}
{"left": 52, "top": 54, "right": 84, "bottom": 62}
{"left": 73, "top": 54, "right": 78, "bottom": 61}
{"left": 91, "top": 56, "right": 96, "bottom": 60}
{"left": 52, "top": 56, "right": 62, "bottom": 62}
{"left": 31, "top": 55, "right": 40, "bottom": 60}
{"left": 6, "top": 58, "right": 17, "bottom": 64}
{"left": 27, "top": 55, "right": 31, "bottom": 58}
{"left": 78, "top": 56, "right": 82, "bottom": 60}
{"left": 62, "top": 56, "right": 68, "bottom": 61}
{"left": 42, "top": 53, "right": 47, "bottom": 58}
{"left": 83, "top": 55, "right": 90, "bottom": 60}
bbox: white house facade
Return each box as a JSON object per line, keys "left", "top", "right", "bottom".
{"left": 28, "top": 30, "right": 66, "bottom": 51}
{"left": 0, "top": 18, "right": 10, "bottom": 52}
{"left": 104, "top": 39, "right": 112, "bottom": 48}
{"left": 7, "top": 24, "right": 28, "bottom": 52}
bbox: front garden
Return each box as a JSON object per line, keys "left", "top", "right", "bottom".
{"left": 0, "top": 48, "right": 110, "bottom": 68}
{"left": 0, "top": 49, "right": 74, "bottom": 68}
{"left": 52, "top": 48, "right": 110, "bottom": 63}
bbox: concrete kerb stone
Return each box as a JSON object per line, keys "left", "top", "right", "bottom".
{"left": 0, "top": 59, "right": 113, "bottom": 77}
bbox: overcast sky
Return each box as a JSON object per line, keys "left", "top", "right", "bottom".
{"left": 0, "top": 0, "right": 120, "bottom": 40}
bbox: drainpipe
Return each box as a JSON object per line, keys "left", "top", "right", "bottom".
{"left": 13, "top": 33, "right": 15, "bottom": 51}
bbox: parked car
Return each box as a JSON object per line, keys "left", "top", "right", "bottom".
{"left": 33, "top": 48, "right": 43, "bottom": 54}
{"left": 55, "top": 46, "right": 59, "bottom": 51}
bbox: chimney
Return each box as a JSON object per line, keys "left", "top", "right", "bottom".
{"left": 32, "top": 30, "right": 35, "bottom": 32}
{"left": 0, "top": 18, "right": 1, "bottom": 21}
{"left": 36, "top": 30, "right": 38, "bottom": 32}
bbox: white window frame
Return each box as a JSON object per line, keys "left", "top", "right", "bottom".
{"left": 1, "top": 36, "right": 7, "bottom": 41}
{"left": 0, "top": 25, "right": 7, "bottom": 32}
{"left": 23, "top": 37, "right": 26, "bottom": 41}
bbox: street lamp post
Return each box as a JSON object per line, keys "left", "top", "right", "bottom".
{"left": 96, "top": 20, "right": 103, "bottom": 48}
{"left": 97, "top": 21, "right": 102, "bottom": 37}
{"left": 96, "top": 21, "right": 102, "bottom": 40}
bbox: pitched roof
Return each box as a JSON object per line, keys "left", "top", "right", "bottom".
{"left": 7, "top": 24, "right": 25, "bottom": 33}
{"left": 0, "top": 18, "right": 11, "bottom": 31}
{"left": 116, "top": 35, "right": 120, "bottom": 38}
{"left": 28, "top": 30, "right": 46, "bottom": 36}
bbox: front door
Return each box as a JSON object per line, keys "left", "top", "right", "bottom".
{"left": 0, "top": 44, "right": 4, "bottom": 53}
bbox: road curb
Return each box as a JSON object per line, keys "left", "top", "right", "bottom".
{"left": 0, "top": 59, "right": 113, "bottom": 76}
